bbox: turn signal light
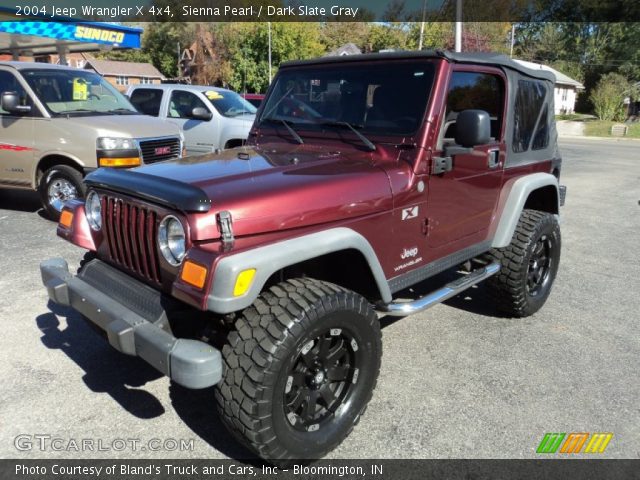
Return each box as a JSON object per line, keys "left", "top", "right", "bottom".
{"left": 98, "top": 157, "right": 141, "bottom": 167}
{"left": 180, "top": 260, "right": 208, "bottom": 289}
{"left": 233, "top": 269, "right": 256, "bottom": 297}
{"left": 59, "top": 210, "right": 74, "bottom": 228}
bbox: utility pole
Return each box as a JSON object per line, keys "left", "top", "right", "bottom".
{"left": 510, "top": 24, "right": 516, "bottom": 58}
{"left": 454, "top": 0, "right": 462, "bottom": 52}
{"left": 268, "top": 22, "right": 272, "bottom": 84}
{"left": 177, "top": 41, "right": 181, "bottom": 77}
{"left": 418, "top": 0, "right": 427, "bottom": 50}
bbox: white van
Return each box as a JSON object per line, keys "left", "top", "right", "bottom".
{"left": 127, "top": 84, "right": 256, "bottom": 155}
{"left": 0, "top": 62, "right": 183, "bottom": 218}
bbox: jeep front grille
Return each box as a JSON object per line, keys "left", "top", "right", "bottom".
{"left": 101, "top": 196, "right": 161, "bottom": 285}
{"left": 139, "top": 137, "right": 181, "bottom": 164}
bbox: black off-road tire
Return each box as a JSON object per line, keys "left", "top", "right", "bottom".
{"left": 215, "top": 278, "right": 382, "bottom": 463}
{"left": 38, "top": 165, "right": 85, "bottom": 220}
{"left": 486, "top": 209, "right": 561, "bottom": 317}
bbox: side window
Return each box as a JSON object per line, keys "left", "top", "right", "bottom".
{"left": 531, "top": 104, "right": 549, "bottom": 150}
{"left": 168, "top": 90, "right": 208, "bottom": 119}
{"left": 443, "top": 71, "right": 504, "bottom": 142}
{"left": 129, "top": 88, "right": 163, "bottom": 116}
{"left": 0, "top": 71, "right": 32, "bottom": 115}
{"left": 513, "top": 80, "right": 547, "bottom": 153}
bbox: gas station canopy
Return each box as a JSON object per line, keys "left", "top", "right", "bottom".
{"left": 0, "top": 9, "right": 141, "bottom": 58}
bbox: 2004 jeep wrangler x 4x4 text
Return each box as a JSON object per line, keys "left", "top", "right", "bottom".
{"left": 41, "top": 51, "right": 566, "bottom": 463}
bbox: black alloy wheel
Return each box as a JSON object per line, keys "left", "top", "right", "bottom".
{"left": 284, "top": 327, "right": 361, "bottom": 432}
{"left": 526, "top": 234, "right": 554, "bottom": 296}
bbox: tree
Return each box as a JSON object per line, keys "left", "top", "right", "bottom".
{"left": 366, "top": 23, "right": 410, "bottom": 52}
{"left": 590, "top": 73, "right": 632, "bottom": 121}
{"left": 514, "top": 23, "right": 640, "bottom": 112}
{"left": 406, "top": 22, "right": 510, "bottom": 52}
{"left": 407, "top": 22, "right": 452, "bottom": 50}
{"left": 189, "top": 23, "right": 232, "bottom": 87}
{"left": 217, "top": 22, "right": 324, "bottom": 93}
{"left": 320, "top": 22, "right": 371, "bottom": 52}
{"left": 142, "top": 22, "right": 192, "bottom": 78}
{"left": 94, "top": 48, "right": 152, "bottom": 64}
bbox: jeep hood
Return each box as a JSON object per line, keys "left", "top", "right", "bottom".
{"left": 136, "top": 145, "right": 393, "bottom": 238}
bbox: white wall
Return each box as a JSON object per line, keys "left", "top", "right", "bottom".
{"left": 554, "top": 85, "right": 578, "bottom": 114}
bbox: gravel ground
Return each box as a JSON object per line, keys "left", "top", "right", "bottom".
{"left": 0, "top": 138, "right": 638, "bottom": 460}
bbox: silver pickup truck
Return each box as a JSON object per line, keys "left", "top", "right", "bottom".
{"left": 127, "top": 84, "right": 256, "bottom": 155}
{"left": 0, "top": 61, "right": 183, "bottom": 219}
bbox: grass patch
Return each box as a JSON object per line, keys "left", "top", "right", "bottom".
{"left": 584, "top": 120, "right": 640, "bottom": 138}
{"left": 555, "top": 113, "right": 585, "bottom": 121}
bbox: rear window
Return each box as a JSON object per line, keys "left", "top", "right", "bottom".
{"left": 129, "top": 88, "right": 163, "bottom": 116}
{"left": 513, "top": 80, "right": 547, "bottom": 153}
{"left": 531, "top": 104, "right": 549, "bottom": 150}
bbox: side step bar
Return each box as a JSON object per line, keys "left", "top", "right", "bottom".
{"left": 377, "top": 262, "right": 501, "bottom": 317}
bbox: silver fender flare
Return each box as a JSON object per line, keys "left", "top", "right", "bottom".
{"left": 207, "top": 227, "right": 392, "bottom": 314}
{"left": 491, "top": 172, "right": 559, "bottom": 248}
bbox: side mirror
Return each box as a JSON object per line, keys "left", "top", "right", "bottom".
{"left": 1, "top": 91, "right": 31, "bottom": 114}
{"left": 455, "top": 109, "right": 490, "bottom": 148}
{"left": 191, "top": 107, "right": 213, "bottom": 121}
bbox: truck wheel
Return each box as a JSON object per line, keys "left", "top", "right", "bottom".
{"left": 39, "top": 165, "right": 85, "bottom": 220}
{"left": 486, "top": 209, "right": 561, "bottom": 317}
{"left": 215, "top": 278, "right": 381, "bottom": 463}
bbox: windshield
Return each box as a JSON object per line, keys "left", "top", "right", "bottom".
{"left": 203, "top": 89, "right": 257, "bottom": 118}
{"left": 21, "top": 69, "right": 137, "bottom": 116}
{"left": 260, "top": 61, "right": 435, "bottom": 136}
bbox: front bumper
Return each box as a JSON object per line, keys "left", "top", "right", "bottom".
{"left": 40, "top": 258, "right": 221, "bottom": 389}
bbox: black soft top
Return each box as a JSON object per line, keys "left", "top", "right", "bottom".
{"left": 281, "top": 50, "right": 556, "bottom": 83}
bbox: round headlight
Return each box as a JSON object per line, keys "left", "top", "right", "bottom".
{"left": 158, "top": 216, "right": 186, "bottom": 266}
{"left": 85, "top": 191, "right": 102, "bottom": 231}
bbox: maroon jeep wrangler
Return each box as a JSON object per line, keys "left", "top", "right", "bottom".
{"left": 41, "top": 51, "right": 565, "bottom": 462}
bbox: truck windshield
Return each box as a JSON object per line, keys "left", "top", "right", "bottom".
{"left": 203, "top": 89, "right": 257, "bottom": 118}
{"left": 21, "top": 69, "right": 137, "bottom": 116}
{"left": 260, "top": 60, "right": 435, "bottom": 136}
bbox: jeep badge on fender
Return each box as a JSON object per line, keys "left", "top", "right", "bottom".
{"left": 41, "top": 50, "right": 565, "bottom": 464}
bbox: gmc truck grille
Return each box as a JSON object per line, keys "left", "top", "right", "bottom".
{"left": 139, "top": 137, "right": 181, "bottom": 164}
{"left": 101, "top": 196, "right": 162, "bottom": 285}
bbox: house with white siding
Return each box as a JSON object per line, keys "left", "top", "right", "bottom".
{"left": 515, "top": 60, "right": 585, "bottom": 114}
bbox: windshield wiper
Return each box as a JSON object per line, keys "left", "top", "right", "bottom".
{"left": 57, "top": 108, "right": 94, "bottom": 114}
{"left": 263, "top": 117, "right": 304, "bottom": 145}
{"left": 105, "top": 108, "right": 138, "bottom": 115}
{"left": 318, "top": 121, "right": 376, "bottom": 151}
{"left": 57, "top": 109, "right": 100, "bottom": 117}
{"left": 227, "top": 110, "right": 255, "bottom": 117}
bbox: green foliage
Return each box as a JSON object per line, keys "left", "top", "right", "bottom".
{"left": 406, "top": 22, "right": 511, "bottom": 52}
{"left": 584, "top": 120, "right": 640, "bottom": 138}
{"left": 219, "top": 23, "right": 324, "bottom": 93}
{"left": 590, "top": 73, "right": 633, "bottom": 121}
{"left": 514, "top": 23, "right": 640, "bottom": 113}
{"left": 407, "top": 22, "right": 452, "bottom": 50}
{"left": 320, "top": 22, "right": 371, "bottom": 52}
{"left": 94, "top": 20, "right": 637, "bottom": 109}
{"left": 94, "top": 48, "right": 151, "bottom": 64}
{"left": 367, "top": 23, "right": 411, "bottom": 52}
{"left": 142, "top": 22, "right": 192, "bottom": 78}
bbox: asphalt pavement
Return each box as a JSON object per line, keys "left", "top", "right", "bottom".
{"left": 0, "top": 138, "right": 638, "bottom": 460}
